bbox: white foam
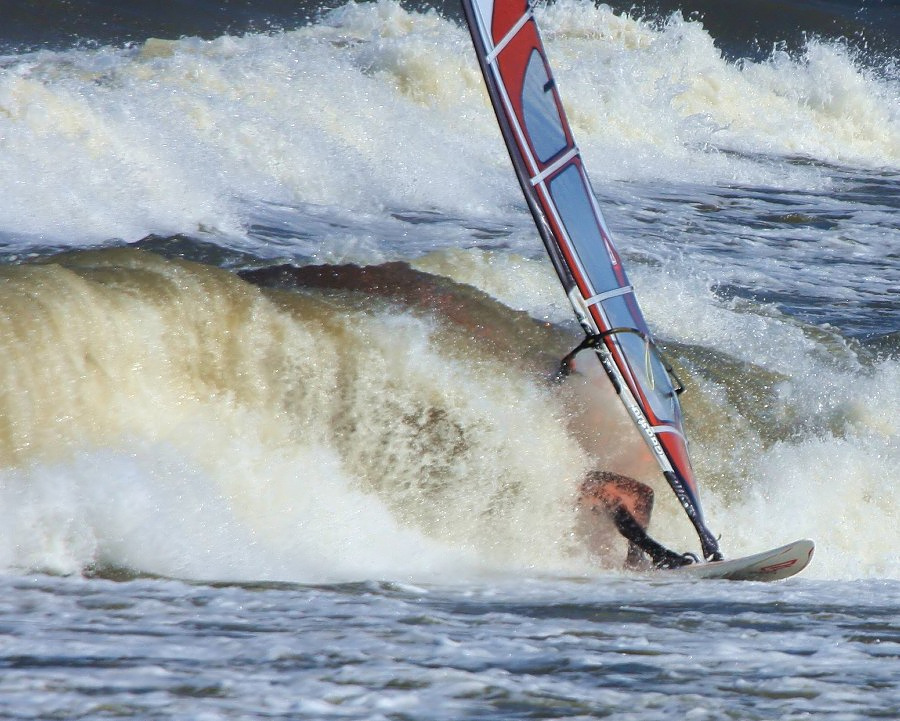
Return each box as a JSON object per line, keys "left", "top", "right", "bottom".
{"left": 405, "top": 240, "right": 900, "bottom": 580}
{"left": 618, "top": 264, "right": 900, "bottom": 578}
{"left": 0, "top": 254, "right": 600, "bottom": 582}
{"left": 0, "top": 1, "right": 896, "bottom": 581}
{"left": 0, "top": 1, "right": 896, "bottom": 249}
{"left": 0, "top": 437, "right": 476, "bottom": 582}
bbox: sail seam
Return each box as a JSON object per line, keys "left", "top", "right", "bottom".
{"left": 530, "top": 147, "right": 578, "bottom": 186}
{"left": 652, "top": 425, "right": 686, "bottom": 441}
{"left": 583, "top": 285, "right": 633, "bottom": 306}
{"left": 486, "top": 8, "right": 534, "bottom": 63}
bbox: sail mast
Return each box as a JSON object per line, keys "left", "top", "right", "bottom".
{"left": 460, "top": 0, "right": 721, "bottom": 560}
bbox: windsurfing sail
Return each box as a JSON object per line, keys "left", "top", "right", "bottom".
{"left": 460, "top": 0, "right": 721, "bottom": 560}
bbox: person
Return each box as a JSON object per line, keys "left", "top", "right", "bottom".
{"left": 578, "top": 470, "right": 697, "bottom": 569}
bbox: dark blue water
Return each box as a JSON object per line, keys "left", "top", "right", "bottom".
{"left": 3, "top": 0, "right": 898, "bottom": 60}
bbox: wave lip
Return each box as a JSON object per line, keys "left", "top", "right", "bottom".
{"left": 0, "top": 250, "right": 595, "bottom": 582}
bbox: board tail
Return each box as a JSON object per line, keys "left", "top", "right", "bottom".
{"left": 662, "top": 539, "right": 815, "bottom": 581}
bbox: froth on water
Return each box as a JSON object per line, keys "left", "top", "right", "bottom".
{"left": 0, "top": 248, "right": 661, "bottom": 581}
{"left": 1, "top": 248, "right": 896, "bottom": 582}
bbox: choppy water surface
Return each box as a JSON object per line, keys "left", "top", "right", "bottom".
{"left": 0, "top": 1, "right": 898, "bottom": 718}
{"left": 2, "top": 574, "right": 898, "bottom": 720}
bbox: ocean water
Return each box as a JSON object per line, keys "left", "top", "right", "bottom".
{"left": 0, "top": 1, "right": 898, "bottom": 718}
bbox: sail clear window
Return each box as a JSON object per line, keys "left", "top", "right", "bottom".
{"left": 601, "top": 294, "right": 679, "bottom": 422}
{"left": 547, "top": 165, "right": 618, "bottom": 293}
{"left": 521, "top": 49, "right": 567, "bottom": 164}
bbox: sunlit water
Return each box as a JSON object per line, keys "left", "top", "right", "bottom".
{"left": 0, "top": 1, "right": 898, "bottom": 718}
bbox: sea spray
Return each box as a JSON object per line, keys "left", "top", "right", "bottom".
{"left": 0, "top": 1, "right": 895, "bottom": 581}
{"left": 406, "top": 245, "right": 900, "bottom": 577}
{"left": 2, "top": 1, "right": 897, "bottom": 253}
{"left": 1, "top": 249, "right": 627, "bottom": 580}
